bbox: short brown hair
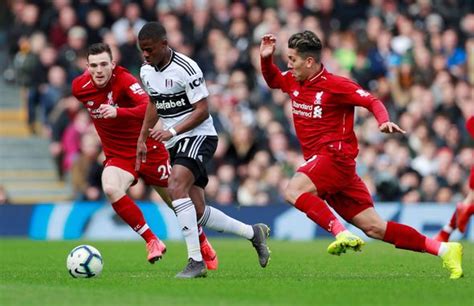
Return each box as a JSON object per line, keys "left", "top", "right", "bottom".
{"left": 288, "top": 31, "right": 322, "bottom": 62}
{"left": 87, "top": 43, "right": 113, "bottom": 60}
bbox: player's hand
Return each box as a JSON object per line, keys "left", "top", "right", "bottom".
{"left": 148, "top": 128, "right": 173, "bottom": 142}
{"left": 135, "top": 140, "right": 147, "bottom": 171}
{"left": 260, "top": 34, "right": 276, "bottom": 58}
{"left": 97, "top": 104, "right": 117, "bottom": 118}
{"left": 379, "top": 122, "right": 406, "bottom": 134}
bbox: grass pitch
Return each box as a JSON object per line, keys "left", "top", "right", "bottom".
{"left": 0, "top": 239, "right": 472, "bottom": 306}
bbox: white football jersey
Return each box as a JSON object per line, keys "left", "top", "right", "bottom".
{"left": 140, "top": 49, "right": 217, "bottom": 148}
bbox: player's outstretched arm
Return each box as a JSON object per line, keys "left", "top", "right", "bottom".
{"left": 379, "top": 121, "right": 406, "bottom": 134}
{"left": 260, "top": 34, "right": 290, "bottom": 91}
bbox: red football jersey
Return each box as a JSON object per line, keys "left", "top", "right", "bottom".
{"left": 72, "top": 66, "right": 162, "bottom": 159}
{"left": 261, "top": 57, "right": 389, "bottom": 160}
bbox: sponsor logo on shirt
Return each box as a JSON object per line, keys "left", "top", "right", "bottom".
{"left": 188, "top": 77, "right": 204, "bottom": 90}
{"left": 356, "top": 89, "right": 370, "bottom": 97}
{"left": 292, "top": 98, "right": 323, "bottom": 119}
{"left": 129, "top": 83, "right": 146, "bottom": 95}
{"left": 155, "top": 98, "right": 187, "bottom": 110}
{"left": 151, "top": 91, "right": 193, "bottom": 118}
{"left": 292, "top": 100, "right": 313, "bottom": 118}
{"left": 313, "top": 105, "right": 322, "bottom": 118}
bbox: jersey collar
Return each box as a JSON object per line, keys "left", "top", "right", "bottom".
{"left": 307, "top": 64, "right": 327, "bottom": 83}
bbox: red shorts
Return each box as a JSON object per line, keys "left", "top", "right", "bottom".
{"left": 297, "top": 154, "right": 374, "bottom": 221}
{"left": 104, "top": 145, "right": 170, "bottom": 187}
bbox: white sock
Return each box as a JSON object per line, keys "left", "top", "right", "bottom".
{"left": 442, "top": 225, "right": 453, "bottom": 233}
{"left": 199, "top": 206, "right": 254, "bottom": 239}
{"left": 172, "top": 198, "right": 202, "bottom": 261}
{"left": 437, "top": 242, "right": 449, "bottom": 256}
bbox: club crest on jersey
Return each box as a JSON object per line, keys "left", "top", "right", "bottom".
{"left": 313, "top": 105, "right": 322, "bottom": 118}
{"left": 315, "top": 91, "right": 324, "bottom": 105}
{"left": 107, "top": 91, "right": 113, "bottom": 104}
{"left": 145, "top": 81, "right": 159, "bottom": 95}
{"left": 165, "top": 79, "right": 173, "bottom": 88}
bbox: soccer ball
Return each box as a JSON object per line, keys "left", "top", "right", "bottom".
{"left": 67, "top": 245, "right": 103, "bottom": 278}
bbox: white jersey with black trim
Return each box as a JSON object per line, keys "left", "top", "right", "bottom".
{"left": 140, "top": 49, "right": 217, "bottom": 149}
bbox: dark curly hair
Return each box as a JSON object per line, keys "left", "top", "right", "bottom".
{"left": 138, "top": 22, "right": 167, "bottom": 41}
{"left": 288, "top": 30, "right": 322, "bottom": 62}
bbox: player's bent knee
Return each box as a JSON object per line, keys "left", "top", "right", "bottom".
{"left": 361, "top": 224, "right": 385, "bottom": 240}
{"left": 284, "top": 187, "right": 300, "bottom": 206}
{"left": 167, "top": 185, "right": 188, "bottom": 200}
{"left": 102, "top": 184, "right": 124, "bottom": 202}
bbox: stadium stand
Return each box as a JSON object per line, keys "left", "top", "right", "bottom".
{"left": 1, "top": 0, "right": 473, "bottom": 205}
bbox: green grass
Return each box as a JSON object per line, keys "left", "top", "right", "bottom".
{"left": 0, "top": 239, "right": 472, "bottom": 306}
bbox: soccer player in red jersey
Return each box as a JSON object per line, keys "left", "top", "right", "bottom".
{"left": 260, "top": 31, "right": 463, "bottom": 279}
{"left": 435, "top": 116, "right": 474, "bottom": 241}
{"left": 71, "top": 43, "right": 217, "bottom": 268}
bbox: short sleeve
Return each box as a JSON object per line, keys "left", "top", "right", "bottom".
{"left": 182, "top": 60, "right": 209, "bottom": 104}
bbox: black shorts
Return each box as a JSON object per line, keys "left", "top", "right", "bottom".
{"left": 168, "top": 135, "right": 218, "bottom": 188}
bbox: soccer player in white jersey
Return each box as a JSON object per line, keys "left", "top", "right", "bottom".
{"left": 136, "top": 22, "right": 271, "bottom": 278}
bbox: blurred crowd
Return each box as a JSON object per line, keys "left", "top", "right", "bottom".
{"left": 3, "top": 0, "right": 473, "bottom": 206}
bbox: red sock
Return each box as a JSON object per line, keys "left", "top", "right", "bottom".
{"left": 383, "top": 221, "right": 439, "bottom": 255}
{"left": 295, "top": 192, "right": 346, "bottom": 236}
{"left": 198, "top": 225, "right": 207, "bottom": 244}
{"left": 424, "top": 237, "right": 442, "bottom": 256}
{"left": 112, "top": 195, "right": 156, "bottom": 243}
{"left": 447, "top": 210, "right": 457, "bottom": 229}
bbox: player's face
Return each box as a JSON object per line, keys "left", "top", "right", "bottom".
{"left": 287, "top": 48, "right": 310, "bottom": 82}
{"left": 139, "top": 38, "right": 168, "bottom": 67}
{"left": 87, "top": 52, "right": 115, "bottom": 88}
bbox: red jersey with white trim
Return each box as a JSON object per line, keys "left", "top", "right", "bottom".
{"left": 72, "top": 66, "right": 160, "bottom": 159}
{"left": 261, "top": 57, "right": 389, "bottom": 160}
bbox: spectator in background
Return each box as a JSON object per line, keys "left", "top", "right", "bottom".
{"left": 48, "top": 5, "right": 77, "bottom": 49}
{"left": 61, "top": 108, "right": 91, "bottom": 173}
{"left": 118, "top": 27, "right": 143, "bottom": 76}
{"left": 58, "top": 26, "right": 88, "bottom": 82}
{"left": 40, "top": 65, "right": 68, "bottom": 132}
{"left": 48, "top": 91, "right": 82, "bottom": 180}
{"left": 39, "top": 0, "right": 71, "bottom": 35}
{"left": 84, "top": 8, "right": 107, "bottom": 45}
{"left": 111, "top": 2, "right": 146, "bottom": 45}
{"left": 23, "top": 39, "right": 57, "bottom": 133}
{"left": 8, "top": 3, "right": 39, "bottom": 57}
{"left": 71, "top": 131, "right": 103, "bottom": 201}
